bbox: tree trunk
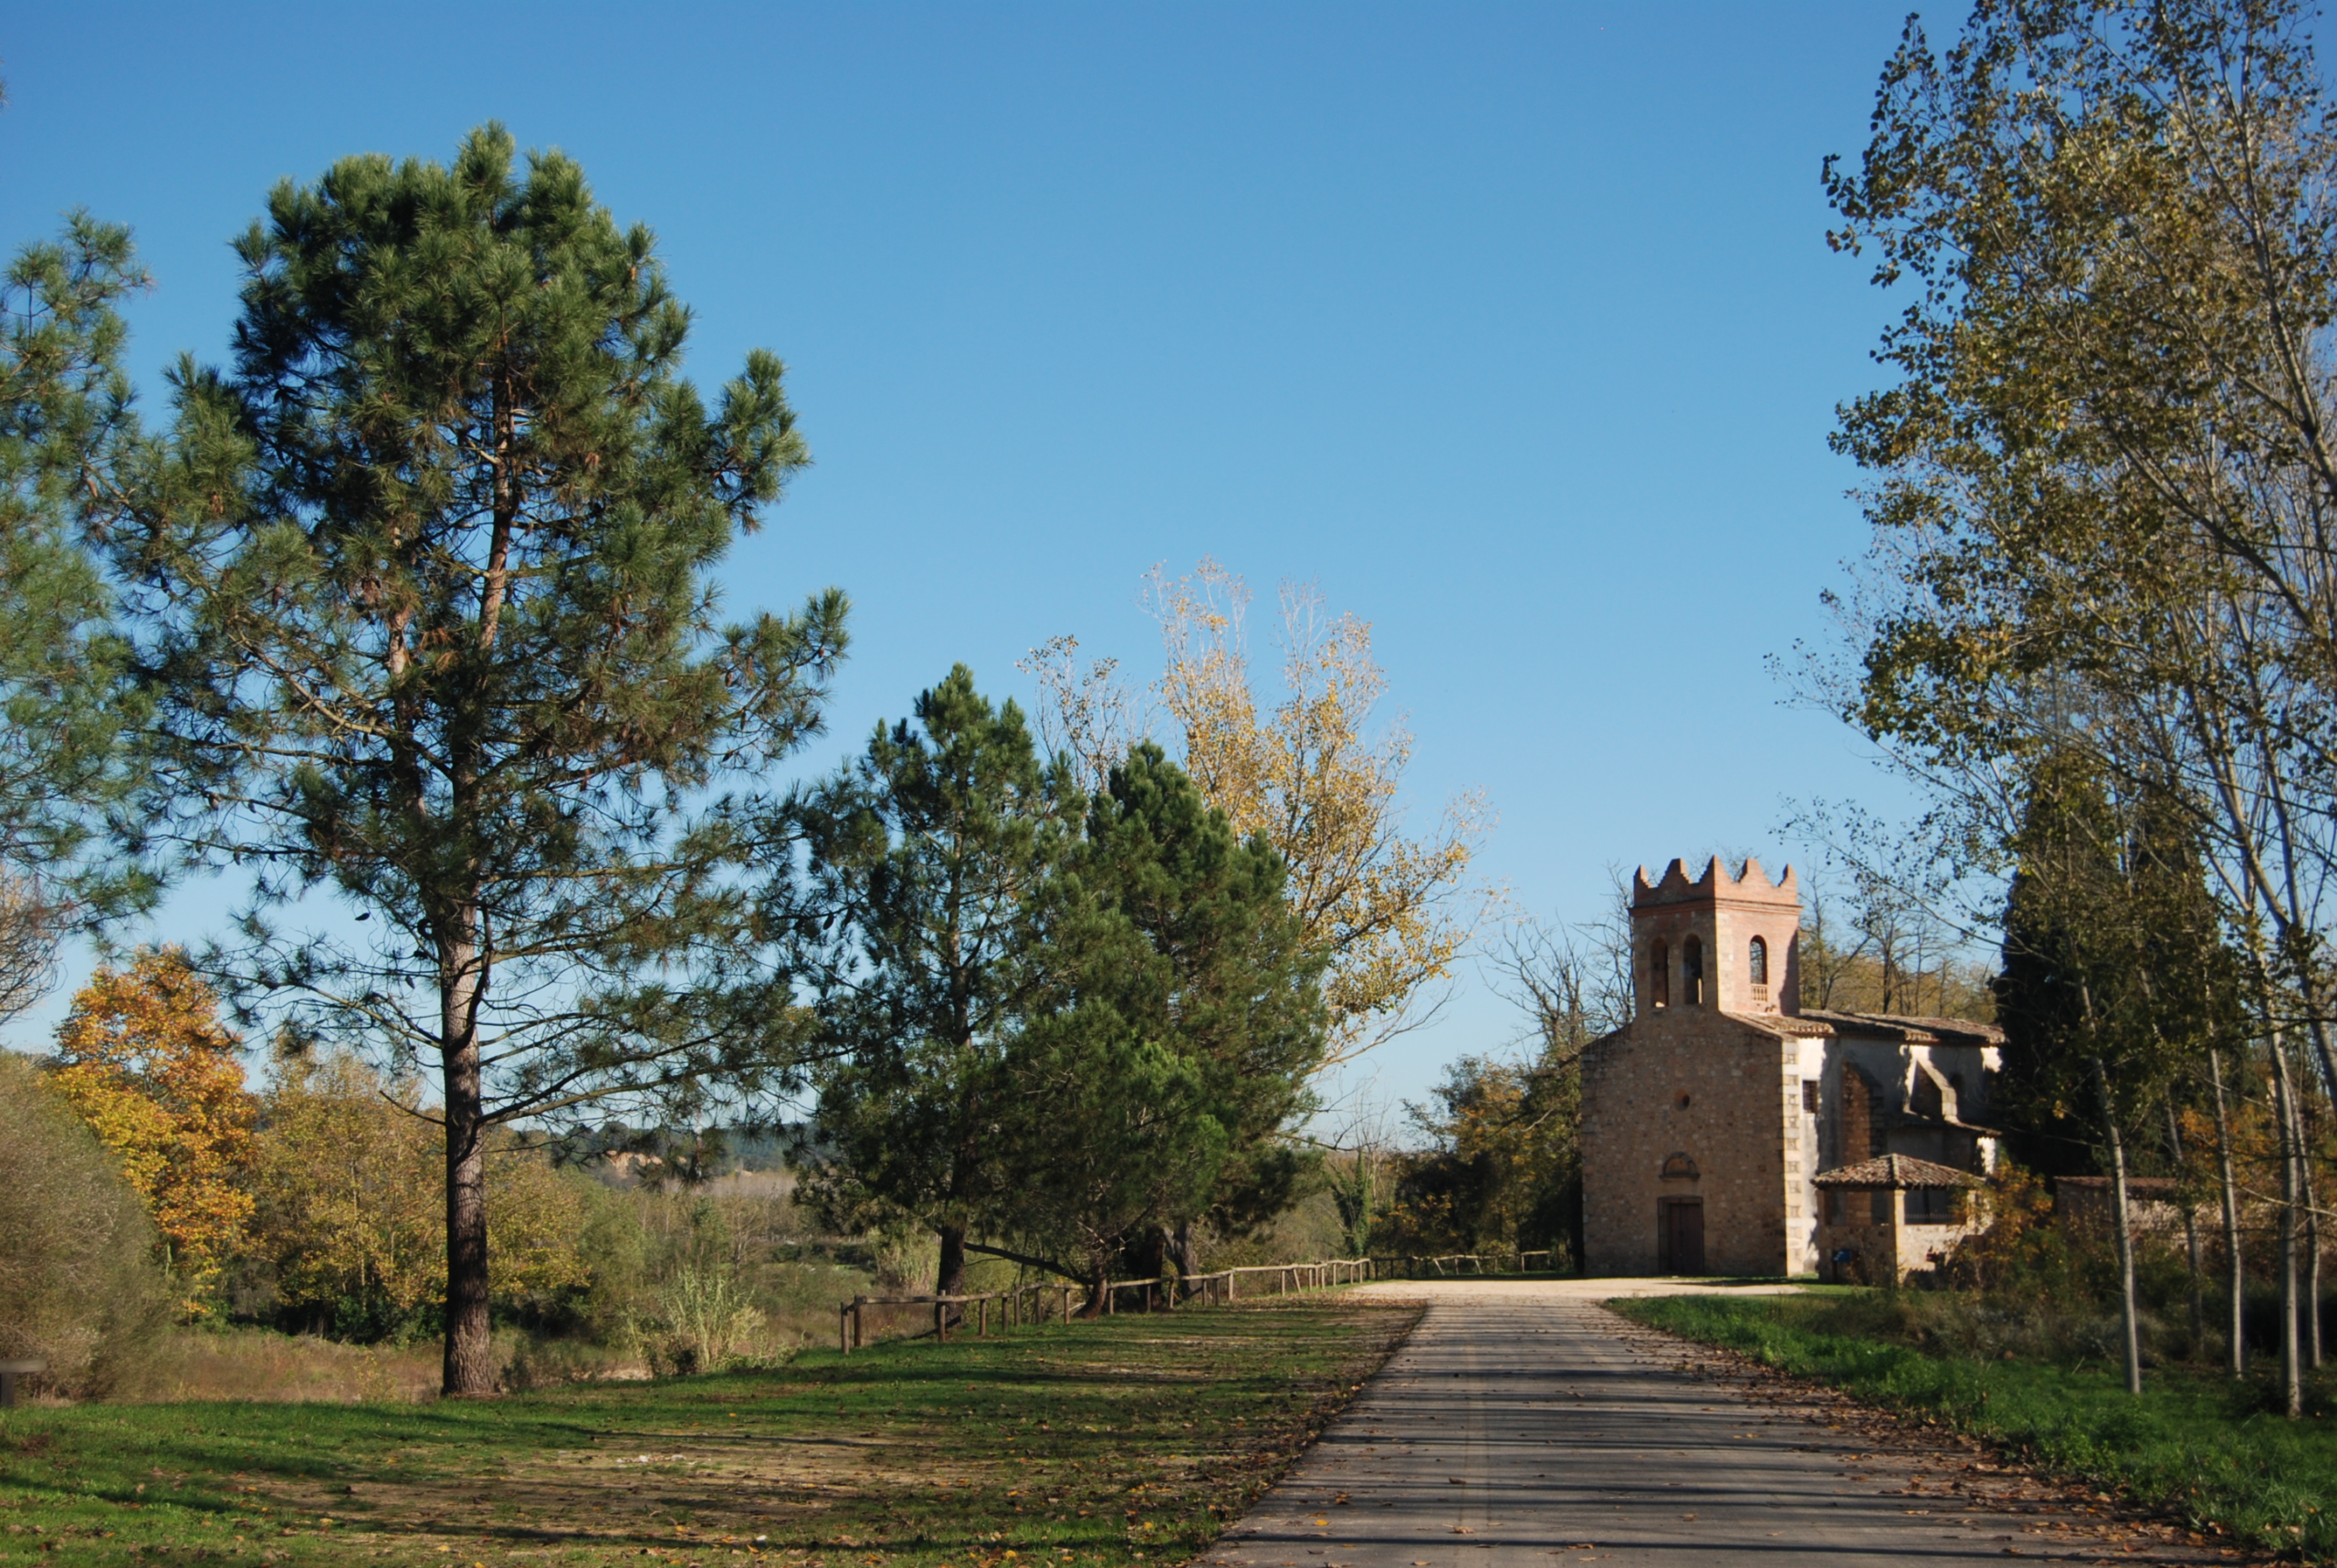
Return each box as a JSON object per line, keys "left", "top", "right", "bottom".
{"left": 2093, "top": 1055, "right": 2143, "bottom": 1396}
{"left": 2300, "top": 1103, "right": 2318, "bottom": 1374}
{"left": 2269, "top": 1030, "right": 2304, "bottom": 1418}
{"left": 1172, "top": 1220, "right": 1202, "bottom": 1299}
{"left": 440, "top": 910, "right": 495, "bottom": 1398}
{"left": 937, "top": 1223, "right": 968, "bottom": 1300}
{"left": 2166, "top": 1101, "right": 2204, "bottom": 1351}
{"left": 2211, "top": 1048, "right": 2246, "bottom": 1377}
{"left": 1123, "top": 1227, "right": 1166, "bottom": 1311}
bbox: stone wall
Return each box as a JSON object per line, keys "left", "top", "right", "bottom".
{"left": 1582, "top": 1009, "right": 1794, "bottom": 1276}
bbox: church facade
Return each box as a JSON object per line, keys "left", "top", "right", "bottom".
{"left": 1579, "top": 857, "right": 2003, "bottom": 1278}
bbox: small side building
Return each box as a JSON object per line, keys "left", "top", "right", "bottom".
{"left": 1580, "top": 856, "right": 2003, "bottom": 1278}
{"left": 1812, "top": 1154, "right": 1986, "bottom": 1282}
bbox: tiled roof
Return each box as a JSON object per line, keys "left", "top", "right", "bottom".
{"left": 1724, "top": 1011, "right": 1836, "bottom": 1037}
{"left": 1813, "top": 1154, "right": 1986, "bottom": 1189}
{"left": 1799, "top": 1008, "right": 2005, "bottom": 1047}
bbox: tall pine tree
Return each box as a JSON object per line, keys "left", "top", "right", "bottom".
{"left": 106, "top": 127, "right": 845, "bottom": 1395}
{"left": 0, "top": 216, "right": 152, "bottom": 925}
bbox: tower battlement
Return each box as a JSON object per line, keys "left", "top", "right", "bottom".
{"left": 1631, "top": 856, "right": 1799, "bottom": 910}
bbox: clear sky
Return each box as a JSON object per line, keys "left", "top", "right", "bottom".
{"left": 0, "top": 2, "right": 1952, "bottom": 1114}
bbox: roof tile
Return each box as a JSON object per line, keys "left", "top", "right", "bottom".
{"left": 1813, "top": 1153, "right": 1986, "bottom": 1189}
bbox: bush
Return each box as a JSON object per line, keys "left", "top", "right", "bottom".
{"left": 246, "top": 1052, "right": 594, "bottom": 1340}
{"left": 0, "top": 1052, "right": 171, "bottom": 1397}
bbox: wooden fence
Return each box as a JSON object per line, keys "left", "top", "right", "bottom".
{"left": 1395, "top": 1249, "right": 1558, "bottom": 1277}
{"left": 836, "top": 1258, "right": 1375, "bottom": 1354}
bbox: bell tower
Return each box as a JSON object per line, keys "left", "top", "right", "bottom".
{"left": 1630, "top": 856, "right": 1802, "bottom": 1018}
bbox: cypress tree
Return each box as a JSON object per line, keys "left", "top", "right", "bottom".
{"left": 1995, "top": 753, "right": 2237, "bottom": 1394}
{"left": 107, "top": 127, "right": 845, "bottom": 1396}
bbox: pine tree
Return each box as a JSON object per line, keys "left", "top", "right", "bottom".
{"left": 784, "top": 666, "right": 1069, "bottom": 1298}
{"left": 106, "top": 127, "right": 845, "bottom": 1396}
{"left": 1012, "top": 743, "right": 1324, "bottom": 1297}
{"left": 0, "top": 216, "right": 151, "bottom": 921}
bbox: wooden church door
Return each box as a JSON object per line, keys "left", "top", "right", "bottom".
{"left": 1661, "top": 1198, "right": 1704, "bottom": 1274}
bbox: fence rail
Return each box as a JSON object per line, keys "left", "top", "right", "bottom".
{"left": 1398, "top": 1249, "right": 1558, "bottom": 1277}
{"left": 836, "top": 1259, "right": 1376, "bottom": 1353}
{"left": 833, "top": 1249, "right": 1574, "bottom": 1353}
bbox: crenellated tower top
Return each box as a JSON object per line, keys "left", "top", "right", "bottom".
{"left": 1629, "top": 856, "right": 1801, "bottom": 1017}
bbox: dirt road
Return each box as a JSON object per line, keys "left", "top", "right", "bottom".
{"left": 1202, "top": 1281, "right": 2228, "bottom": 1567}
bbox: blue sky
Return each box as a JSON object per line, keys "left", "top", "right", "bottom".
{"left": 1, "top": 2, "right": 1945, "bottom": 1113}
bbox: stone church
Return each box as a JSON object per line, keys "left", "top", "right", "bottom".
{"left": 1579, "top": 857, "right": 2004, "bottom": 1279}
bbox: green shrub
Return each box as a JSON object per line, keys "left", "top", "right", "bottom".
{"left": 0, "top": 1052, "right": 171, "bottom": 1397}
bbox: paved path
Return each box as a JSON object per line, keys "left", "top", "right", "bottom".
{"left": 1203, "top": 1281, "right": 2221, "bottom": 1568}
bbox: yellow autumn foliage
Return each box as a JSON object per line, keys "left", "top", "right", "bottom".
{"left": 252, "top": 1052, "right": 592, "bottom": 1327}
{"left": 49, "top": 948, "right": 257, "bottom": 1310}
{"left": 1145, "top": 560, "right": 1493, "bottom": 1065}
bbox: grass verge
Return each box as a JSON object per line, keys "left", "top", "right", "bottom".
{"left": 1612, "top": 1291, "right": 2334, "bottom": 1561}
{"left": 0, "top": 1295, "right": 1417, "bottom": 1568}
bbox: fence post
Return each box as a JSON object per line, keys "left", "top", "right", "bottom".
{"left": 841, "top": 1303, "right": 851, "bottom": 1354}
{"left": 935, "top": 1300, "right": 947, "bottom": 1343}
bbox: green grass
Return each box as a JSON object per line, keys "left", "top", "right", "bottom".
{"left": 0, "top": 1295, "right": 1419, "bottom": 1568}
{"left": 1613, "top": 1291, "right": 2336, "bottom": 1561}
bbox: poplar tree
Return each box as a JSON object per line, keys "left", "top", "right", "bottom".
{"left": 106, "top": 127, "right": 846, "bottom": 1396}
{"left": 1819, "top": 0, "right": 2334, "bottom": 1415}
